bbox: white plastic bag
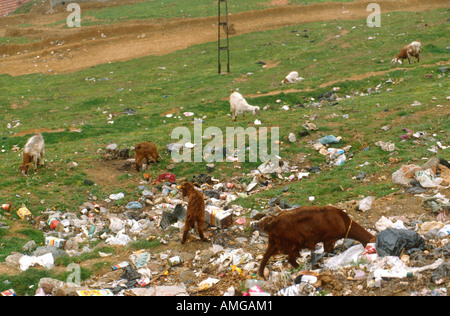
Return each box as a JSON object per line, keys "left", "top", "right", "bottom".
{"left": 19, "top": 253, "right": 54, "bottom": 271}
{"left": 324, "top": 244, "right": 365, "bottom": 270}
{"left": 109, "top": 217, "right": 125, "bottom": 233}
{"left": 109, "top": 192, "right": 124, "bottom": 200}
{"left": 375, "top": 216, "right": 406, "bottom": 232}
{"left": 106, "top": 232, "right": 131, "bottom": 246}
{"left": 415, "top": 169, "right": 443, "bottom": 188}
{"left": 198, "top": 277, "right": 220, "bottom": 291}
{"left": 358, "top": 196, "right": 375, "bottom": 212}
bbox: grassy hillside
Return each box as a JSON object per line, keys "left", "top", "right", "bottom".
{"left": 1, "top": 8, "right": 448, "bottom": 209}
{"left": 0, "top": 3, "right": 448, "bottom": 295}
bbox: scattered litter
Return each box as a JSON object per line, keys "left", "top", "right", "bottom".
{"left": 109, "top": 192, "right": 125, "bottom": 200}
{"left": 375, "top": 141, "right": 396, "bottom": 152}
{"left": 357, "top": 196, "right": 376, "bottom": 212}
{"left": 17, "top": 204, "right": 32, "bottom": 221}
{"left": 375, "top": 228, "right": 427, "bottom": 257}
{"left": 318, "top": 135, "right": 340, "bottom": 145}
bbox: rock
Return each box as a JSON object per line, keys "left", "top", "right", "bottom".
{"left": 250, "top": 209, "right": 266, "bottom": 220}
{"left": 356, "top": 171, "right": 366, "bottom": 180}
{"left": 84, "top": 179, "right": 94, "bottom": 186}
{"left": 32, "top": 245, "right": 68, "bottom": 261}
{"left": 38, "top": 278, "right": 65, "bottom": 295}
{"left": 392, "top": 164, "right": 422, "bottom": 187}
{"left": 22, "top": 240, "right": 37, "bottom": 253}
{"left": 5, "top": 253, "right": 23, "bottom": 268}
{"left": 54, "top": 284, "right": 85, "bottom": 296}
{"left": 119, "top": 148, "right": 130, "bottom": 158}
{"left": 288, "top": 133, "right": 296, "bottom": 142}
{"left": 421, "top": 157, "right": 441, "bottom": 173}
{"left": 106, "top": 143, "right": 118, "bottom": 152}
{"left": 64, "top": 238, "right": 79, "bottom": 251}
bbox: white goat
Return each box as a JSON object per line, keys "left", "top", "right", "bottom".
{"left": 281, "top": 71, "right": 304, "bottom": 84}
{"left": 20, "top": 134, "right": 45, "bottom": 176}
{"left": 229, "top": 91, "right": 260, "bottom": 121}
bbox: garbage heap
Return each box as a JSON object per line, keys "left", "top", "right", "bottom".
{"left": 2, "top": 157, "right": 449, "bottom": 297}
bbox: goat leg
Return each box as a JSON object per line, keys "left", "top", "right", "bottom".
{"left": 258, "top": 242, "right": 278, "bottom": 279}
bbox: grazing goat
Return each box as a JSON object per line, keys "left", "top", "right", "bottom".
{"left": 229, "top": 91, "right": 260, "bottom": 121}
{"left": 135, "top": 141, "right": 161, "bottom": 172}
{"left": 253, "top": 205, "right": 375, "bottom": 278}
{"left": 178, "top": 182, "right": 208, "bottom": 244}
{"left": 392, "top": 40, "right": 421, "bottom": 65}
{"left": 281, "top": 71, "right": 304, "bottom": 84}
{"left": 20, "top": 134, "right": 45, "bottom": 176}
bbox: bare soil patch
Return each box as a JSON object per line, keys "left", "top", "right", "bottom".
{"left": 1, "top": 0, "right": 448, "bottom": 76}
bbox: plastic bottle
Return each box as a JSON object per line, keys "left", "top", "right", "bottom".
{"left": 89, "top": 224, "right": 96, "bottom": 237}
{"left": 437, "top": 225, "right": 450, "bottom": 238}
{"left": 374, "top": 269, "right": 413, "bottom": 279}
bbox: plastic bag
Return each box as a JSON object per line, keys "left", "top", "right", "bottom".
{"left": 375, "top": 141, "right": 396, "bottom": 152}
{"left": 109, "top": 217, "right": 125, "bottom": 233}
{"left": 126, "top": 201, "right": 143, "bottom": 209}
{"left": 415, "top": 169, "right": 443, "bottom": 188}
{"left": 375, "top": 216, "right": 406, "bottom": 231}
{"left": 106, "top": 232, "right": 131, "bottom": 246}
{"left": 375, "top": 228, "right": 426, "bottom": 257}
{"left": 324, "top": 244, "right": 365, "bottom": 270}
{"left": 198, "top": 277, "right": 220, "bottom": 291}
{"left": 19, "top": 253, "right": 54, "bottom": 271}
{"left": 358, "top": 196, "right": 375, "bottom": 212}
{"left": 109, "top": 192, "right": 125, "bottom": 200}
{"left": 318, "top": 135, "right": 340, "bottom": 145}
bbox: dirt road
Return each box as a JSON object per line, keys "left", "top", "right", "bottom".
{"left": 0, "top": 0, "right": 448, "bottom": 76}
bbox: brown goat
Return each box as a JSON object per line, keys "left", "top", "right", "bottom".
{"left": 20, "top": 152, "right": 35, "bottom": 176}
{"left": 392, "top": 40, "right": 421, "bottom": 65}
{"left": 253, "top": 205, "right": 375, "bottom": 278}
{"left": 178, "top": 182, "right": 208, "bottom": 244}
{"left": 135, "top": 142, "right": 160, "bottom": 172}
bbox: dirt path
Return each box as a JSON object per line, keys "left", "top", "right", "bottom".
{"left": 0, "top": 0, "right": 448, "bottom": 76}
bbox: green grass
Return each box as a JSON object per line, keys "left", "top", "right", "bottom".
{"left": 0, "top": 37, "right": 33, "bottom": 45}
{"left": 0, "top": 6, "right": 448, "bottom": 291}
{"left": 0, "top": 267, "right": 92, "bottom": 296}
{"left": 54, "top": 0, "right": 358, "bottom": 27}
{"left": 1, "top": 9, "right": 448, "bottom": 210}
